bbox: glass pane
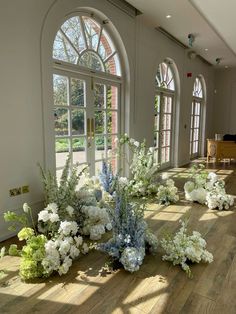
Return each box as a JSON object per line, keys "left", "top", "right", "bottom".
{"left": 191, "top": 103, "right": 194, "bottom": 115}
{"left": 165, "top": 147, "right": 170, "bottom": 162}
{"left": 154, "top": 149, "right": 159, "bottom": 163}
{"left": 165, "top": 97, "right": 172, "bottom": 113}
{"left": 108, "top": 157, "right": 117, "bottom": 173}
{"left": 72, "top": 138, "right": 86, "bottom": 164}
{"left": 193, "top": 141, "right": 198, "bottom": 154}
{"left": 54, "top": 108, "right": 69, "bottom": 136}
{"left": 194, "top": 129, "right": 199, "bottom": 141}
{"left": 162, "top": 131, "right": 170, "bottom": 147}
{"left": 105, "top": 54, "right": 121, "bottom": 76}
{"left": 95, "top": 135, "right": 105, "bottom": 160}
{"left": 195, "top": 102, "right": 201, "bottom": 115}
{"left": 107, "top": 135, "right": 118, "bottom": 155}
{"left": 71, "top": 78, "right": 85, "bottom": 107}
{"left": 53, "top": 31, "right": 77, "bottom": 64}
{"left": 154, "top": 132, "right": 159, "bottom": 148}
{"left": 163, "top": 114, "right": 171, "bottom": 130}
{"left": 53, "top": 75, "right": 68, "bottom": 106}
{"left": 155, "top": 95, "right": 160, "bottom": 113}
{"left": 154, "top": 113, "right": 159, "bottom": 131}
{"left": 61, "top": 16, "right": 85, "bottom": 53}
{"left": 82, "top": 16, "right": 100, "bottom": 51}
{"left": 55, "top": 139, "right": 70, "bottom": 168}
{"left": 71, "top": 109, "right": 85, "bottom": 135}
{"left": 107, "top": 111, "right": 117, "bottom": 134}
{"left": 194, "top": 116, "right": 200, "bottom": 128}
{"left": 98, "top": 28, "right": 115, "bottom": 60}
{"left": 95, "top": 111, "right": 105, "bottom": 134}
{"left": 79, "top": 51, "right": 104, "bottom": 72}
{"left": 94, "top": 83, "right": 105, "bottom": 109}
{"left": 191, "top": 116, "right": 194, "bottom": 128}
{"left": 161, "top": 148, "right": 165, "bottom": 163}
{"left": 107, "top": 85, "right": 118, "bottom": 110}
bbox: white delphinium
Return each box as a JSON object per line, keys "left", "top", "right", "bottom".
{"left": 120, "top": 247, "right": 145, "bottom": 272}
{"left": 161, "top": 220, "right": 213, "bottom": 277}
{"left": 157, "top": 179, "right": 179, "bottom": 205}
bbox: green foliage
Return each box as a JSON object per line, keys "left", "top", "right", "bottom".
{"left": 8, "top": 244, "right": 20, "bottom": 256}
{"left": 39, "top": 155, "right": 86, "bottom": 213}
{"left": 4, "top": 211, "right": 28, "bottom": 231}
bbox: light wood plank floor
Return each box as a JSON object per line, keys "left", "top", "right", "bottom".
{"left": 1, "top": 159, "right": 236, "bottom": 314}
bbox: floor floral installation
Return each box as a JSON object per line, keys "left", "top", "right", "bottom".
{"left": 0, "top": 135, "right": 235, "bottom": 282}
{"left": 184, "top": 163, "right": 234, "bottom": 210}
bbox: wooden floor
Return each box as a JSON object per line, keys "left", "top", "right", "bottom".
{"left": 1, "top": 159, "right": 236, "bottom": 313}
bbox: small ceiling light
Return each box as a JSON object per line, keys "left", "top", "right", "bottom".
{"left": 166, "top": 14, "right": 172, "bottom": 19}
{"left": 225, "top": 65, "right": 229, "bottom": 68}
{"left": 204, "top": 48, "right": 208, "bottom": 51}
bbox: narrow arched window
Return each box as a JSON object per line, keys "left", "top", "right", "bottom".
{"left": 52, "top": 14, "right": 122, "bottom": 179}
{"left": 190, "top": 76, "right": 204, "bottom": 158}
{"left": 154, "top": 61, "right": 176, "bottom": 168}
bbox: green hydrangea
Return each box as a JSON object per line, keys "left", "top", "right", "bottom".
{"left": 20, "top": 234, "right": 48, "bottom": 280}
{"left": 8, "top": 244, "right": 20, "bottom": 256}
{"left": 18, "top": 227, "right": 35, "bottom": 241}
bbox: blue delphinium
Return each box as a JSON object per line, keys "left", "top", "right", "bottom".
{"left": 99, "top": 188, "right": 157, "bottom": 272}
{"left": 99, "top": 160, "right": 118, "bottom": 195}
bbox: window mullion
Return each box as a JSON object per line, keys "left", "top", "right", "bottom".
{"left": 79, "top": 16, "right": 88, "bottom": 50}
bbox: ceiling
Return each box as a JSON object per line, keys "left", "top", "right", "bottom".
{"left": 125, "top": 0, "right": 236, "bottom": 67}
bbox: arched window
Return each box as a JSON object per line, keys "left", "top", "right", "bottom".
{"left": 190, "top": 76, "right": 204, "bottom": 158}
{"left": 52, "top": 14, "right": 122, "bottom": 179}
{"left": 154, "top": 61, "right": 176, "bottom": 168}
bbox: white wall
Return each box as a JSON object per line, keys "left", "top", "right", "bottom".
{"left": 213, "top": 68, "right": 236, "bottom": 134}
{"left": 0, "top": 0, "right": 215, "bottom": 240}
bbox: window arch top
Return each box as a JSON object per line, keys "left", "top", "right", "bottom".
{"left": 193, "top": 77, "right": 203, "bottom": 98}
{"left": 155, "top": 62, "right": 175, "bottom": 91}
{"left": 53, "top": 15, "right": 121, "bottom": 76}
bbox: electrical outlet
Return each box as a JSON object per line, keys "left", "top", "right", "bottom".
{"left": 9, "top": 187, "right": 21, "bottom": 197}
{"left": 22, "top": 185, "right": 29, "bottom": 194}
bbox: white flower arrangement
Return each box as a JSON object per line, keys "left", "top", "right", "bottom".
{"left": 81, "top": 205, "right": 112, "bottom": 240}
{"left": 184, "top": 164, "right": 234, "bottom": 210}
{"left": 156, "top": 179, "right": 179, "bottom": 205}
{"left": 117, "top": 134, "right": 159, "bottom": 197}
{"left": 161, "top": 220, "right": 213, "bottom": 277}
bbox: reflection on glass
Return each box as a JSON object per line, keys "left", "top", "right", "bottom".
{"left": 61, "top": 16, "right": 85, "bottom": 53}
{"left": 95, "top": 111, "right": 105, "bottom": 134}
{"left": 55, "top": 139, "right": 70, "bottom": 168}
{"left": 82, "top": 16, "right": 100, "bottom": 51}
{"left": 71, "top": 109, "right": 85, "bottom": 135}
{"left": 107, "top": 85, "right": 118, "bottom": 109}
{"left": 79, "top": 51, "right": 104, "bottom": 71}
{"left": 105, "top": 54, "right": 121, "bottom": 76}
{"left": 53, "top": 75, "right": 68, "bottom": 106}
{"left": 53, "top": 31, "right": 78, "bottom": 63}
{"left": 71, "top": 78, "right": 85, "bottom": 107}
{"left": 95, "top": 135, "right": 105, "bottom": 160}
{"left": 95, "top": 83, "right": 105, "bottom": 109}
{"left": 107, "top": 111, "right": 117, "bottom": 134}
{"left": 54, "top": 108, "right": 69, "bottom": 136}
{"left": 72, "top": 138, "right": 86, "bottom": 164}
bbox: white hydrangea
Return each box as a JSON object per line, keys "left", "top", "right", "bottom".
{"left": 66, "top": 205, "right": 74, "bottom": 217}
{"left": 120, "top": 247, "right": 145, "bottom": 272}
{"left": 58, "top": 221, "right": 78, "bottom": 236}
{"left": 38, "top": 210, "right": 50, "bottom": 222}
{"left": 156, "top": 179, "right": 179, "bottom": 205}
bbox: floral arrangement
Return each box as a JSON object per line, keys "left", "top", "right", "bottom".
{"left": 161, "top": 220, "right": 213, "bottom": 277}
{"left": 156, "top": 179, "right": 179, "bottom": 205}
{"left": 117, "top": 134, "right": 159, "bottom": 196}
{"left": 99, "top": 188, "right": 158, "bottom": 272}
{"left": 184, "top": 164, "right": 234, "bottom": 210}
{"left": 40, "top": 157, "right": 112, "bottom": 240}
{"left": 4, "top": 203, "right": 89, "bottom": 280}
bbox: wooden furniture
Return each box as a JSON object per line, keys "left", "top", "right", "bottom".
{"left": 207, "top": 139, "right": 236, "bottom": 162}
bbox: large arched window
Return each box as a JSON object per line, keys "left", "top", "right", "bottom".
{"left": 154, "top": 61, "right": 176, "bottom": 168}
{"left": 52, "top": 14, "right": 122, "bottom": 179}
{"left": 190, "top": 76, "right": 204, "bottom": 158}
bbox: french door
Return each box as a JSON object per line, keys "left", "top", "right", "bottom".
{"left": 190, "top": 99, "right": 201, "bottom": 158}
{"left": 53, "top": 69, "right": 120, "bottom": 179}
{"left": 154, "top": 92, "right": 174, "bottom": 169}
